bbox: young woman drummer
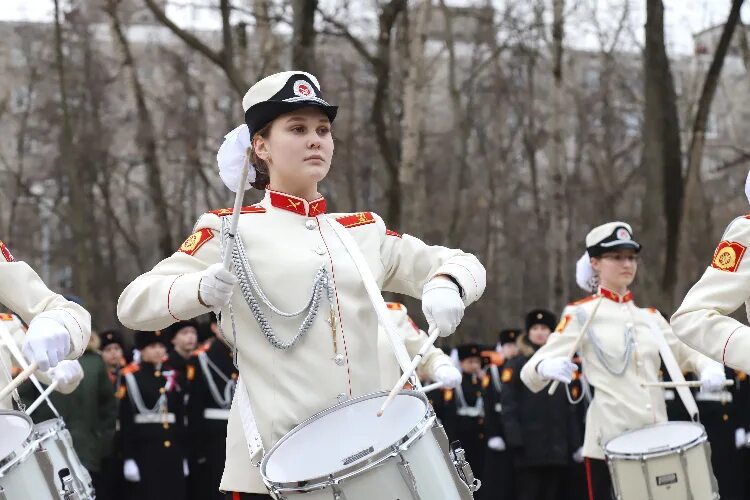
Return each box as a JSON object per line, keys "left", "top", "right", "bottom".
{"left": 117, "top": 71, "right": 486, "bottom": 499}
{"left": 520, "top": 222, "right": 726, "bottom": 499}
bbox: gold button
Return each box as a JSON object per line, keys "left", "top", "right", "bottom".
{"left": 164, "top": 440, "right": 171, "bottom": 448}
{"left": 159, "top": 388, "right": 165, "bottom": 394}
{"left": 163, "top": 423, "right": 169, "bottom": 429}
{"left": 231, "top": 373, "right": 238, "bottom": 380}
{"left": 723, "top": 414, "right": 729, "bottom": 422}
{"left": 155, "top": 371, "right": 161, "bottom": 377}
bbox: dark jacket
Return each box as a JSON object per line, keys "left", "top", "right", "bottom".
{"left": 501, "top": 334, "right": 580, "bottom": 468}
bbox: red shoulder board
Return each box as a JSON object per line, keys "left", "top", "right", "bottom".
{"left": 191, "top": 344, "right": 209, "bottom": 357}
{"left": 738, "top": 371, "right": 748, "bottom": 382}
{"left": 208, "top": 205, "right": 266, "bottom": 217}
{"left": 0, "top": 313, "right": 14, "bottom": 321}
{"left": 336, "top": 212, "right": 376, "bottom": 229}
{"left": 570, "top": 295, "right": 596, "bottom": 306}
{"left": 744, "top": 214, "right": 750, "bottom": 219}
{"left": 386, "top": 302, "right": 403, "bottom": 310}
{"left": 121, "top": 362, "right": 140, "bottom": 375}
{"left": 385, "top": 229, "right": 402, "bottom": 238}
{"left": 178, "top": 228, "right": 214, "bottom": 256}
{"left": 501, "top": 367, "right": 513, "bottom": 383}
{"left": 555, "top": 314, "right": 571, "bottom": 333}
{"left": 0, "top": 240, "right": 15, "bottom": 262}
{"left": 711, "top": 240, "right": 747, "bottom": 273}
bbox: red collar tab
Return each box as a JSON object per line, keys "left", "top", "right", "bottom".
{"left": 267, "top": 190, "right": 327, "bottom": 216}
{"left": 598, "top": 287, "right": 633, "bottom": 303}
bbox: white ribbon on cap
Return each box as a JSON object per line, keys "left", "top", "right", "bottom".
{"left": 217, "top": 124, "right": 257, "bottom": 193}
{"left": 576, "top": 252, "right": 596, "bottom": 293}
{"left": 745, "top": 169, "right": 750, "bottom": 205}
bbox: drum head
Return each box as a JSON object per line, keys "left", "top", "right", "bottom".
{"left": 0, "top": 411, "right": 33, "bottom": 461}
{"left": 605, "top": 421, "right": 705, "bottom": 456}
{"left": 263, "top": 392, "right": 428, "bottom": 483}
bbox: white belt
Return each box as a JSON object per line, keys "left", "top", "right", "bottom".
{"left": 695, "top": 391, "right": 733, "bottom": 403}
{"left": 204, "top": 408, "right": 231, "bottom": 420}
{"left": 134, "top": 412, "right": 176, "bottom": 424}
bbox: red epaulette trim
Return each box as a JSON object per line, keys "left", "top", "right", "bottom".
{"left": 0, "top": 240, "right": 15, "bottom": 262}
{"left": 191, "top": 344, "right": 209, "bottom": 357}
{"left": 386, "top": 302, "right": 403, "bottom": 310}
{"left": 335, "top": 212, "right": 376, "bottom": 228}
{"left": 570, "top": 295, "right": 596, "bottom": 306}
{"left": 0, "top": 313, "right": 14, "bottom": 321}
{"left": 121, "top": 362, "right": 140, "bottom": 375}
{"left": 385, "top": 229, "right": 402, "bottom": 238}
{"left": 208, "top": 205, "right": 266, "bottom": 217}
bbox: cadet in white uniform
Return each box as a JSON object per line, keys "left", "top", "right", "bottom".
{"left": 671, "top": 211, "right": 750, "bottom": 372}
{"left": 520, "top": 222, "right": 725, "bottom": 499}
{"left": 117, "top": 71, "right": 486, "bottom": 499}
{"left": 0, "top": 239, "right": 89, "bottom": 409}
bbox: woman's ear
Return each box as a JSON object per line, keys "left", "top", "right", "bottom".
{"left": 253, "top": 135, "right": 269, "bottom": 161}
{"left": 590, "top": 257, "right": 600, "bottom": 273}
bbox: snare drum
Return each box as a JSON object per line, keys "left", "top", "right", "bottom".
{"left": 261, "top": 391, "right": 478, "bottom": 499}
{"left": 0, "top": 410, "right": 58, "bottom": 499}
{"left": 34, "top": 418, "right": 95, "bottom": 499}
{"left": 604, "top": 421, "right": 719, "bottom": 500}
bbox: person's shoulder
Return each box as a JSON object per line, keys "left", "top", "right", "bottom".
{"left": 330, "top": 211, "right": 402, "bottom": 238}
{"left": 194, "top": 204, "right": 267, "bottom": 230}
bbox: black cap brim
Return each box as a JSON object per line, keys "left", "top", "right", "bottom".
{"left": 588, "top": 241, "right": 642, "bottom": 257}
{"left": 245, "top": 101, "right": 338, "bottom": 137}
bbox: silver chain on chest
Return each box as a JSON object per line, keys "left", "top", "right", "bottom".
{"left": 577, "top": 307, "right": 635, "bottom": 376}
{"left": 123, "top": 372, "right": 168, "bottom": 415}
{"left": 220, "top": 218, "right": 336, "bottom": 352}
{"left": 197, "top": 352, "right": 235, "bottom": 409}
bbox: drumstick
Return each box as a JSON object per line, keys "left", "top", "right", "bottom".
{"left": 0, "top": 361, "right": 38, "bottom": 403}
{"left": 548, "top": 296, "right": 603, "bottom": 396}
{"left": 222, "top": 157, "right": 251, "bottom": 270}
{"left": 25, "top": 379, "right": 59, "bottom": 415}
{"left": 378, "top": 328, "right": 441, "bottom": 417}
{"left": 641, "top": 380, "right": 735, "bottom": 389}
{"left": 421, "top": 381, "right": 445, "bottom": 393}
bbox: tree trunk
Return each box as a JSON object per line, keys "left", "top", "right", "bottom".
{"left": 641, "top": 0, "right": 682, "bottom": 311}
{"left": 255, "top": 0, "right": 280, "bottom": 76}
{"left": 291, "top": 0, "right": 317, "bottom": 73}
{"left": 53, "top": 0, "right": 94, "bottom": 305}
{"left": 106, "top": 0, "right": 174, "bottom": 257}
{"left": 399, "top": 0, "right": 429, "bottom": 235}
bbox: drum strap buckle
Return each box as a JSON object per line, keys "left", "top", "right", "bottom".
{"left": 395, "top": 449, "right": 422, "bottom": 500}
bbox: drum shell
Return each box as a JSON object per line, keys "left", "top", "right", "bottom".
{"left": 0, "top": 444, "right": 60, "bottom": 499}
{"left": 262, "top": 392, "right": 474, "bottom": 500}
{"left": 605, "top": 424, "right": 718, "bottom": 500}
{"left": 34, "top": 419, "right": 94, "bottom": 499}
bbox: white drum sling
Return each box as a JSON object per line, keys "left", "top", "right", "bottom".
{"left": 604, "top": 421, "right": 718, "bottom": 500}
{"left": 261, "top": 391, "right": 479, "bottom": 499}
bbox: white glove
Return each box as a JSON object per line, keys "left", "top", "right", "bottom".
{"left": 487, "top": 436, "right": 506, "bottom": 451}
{"left": 47, "top": 360, "right": 83, "bottom": 386}
{"left": 123, "top": 459, "right": 141, "bottom": 482}
{"left": 422, "top": 278, "right": 464, "bottom": 337}
{"left": 198, "top": 263, "right": 238, "bottom": 308}
{"left": 537, "top": 357, "right": 578, "bottom": 384}
{"left": 183, "top": 458, "right": 189, "bottom": 477}
{"left": 572, "top": 446, "right": 584, "bottom": 463}
{"left": 700, "top": 364, "right": 727, "bottom": 393}
{"left": 23, "top": 315, "right": 71, "bottom": 372}
{"left": 735, "top": 428, "right": 747, "bottom": 449}
{"left": 434, "top": 365, "right": 462, "bottom": 389}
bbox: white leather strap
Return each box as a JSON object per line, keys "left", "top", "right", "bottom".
{"left": 643, "top": 312, "right": 699, "bottom": 421}
{"left": 234, "top": 377, "right": 264, "bottom": 465}
{"left": 323, "top": 216, "right": 415, "bottom": 382}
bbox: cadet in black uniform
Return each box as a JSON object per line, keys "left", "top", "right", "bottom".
{"left": 119, "top": 330, "right": 188, "bottom": 500}
{"left": 188, "top": 314, "right": 238, "bottom": 500}
{"left": 480, "top": 329, "right": 519, "bottom": 500}
{"left": 433, "top": 343, "right": 488, "bottom": 478}
{"left": 165, "top": 320, "right": 200, "bottom": 387}
{"left": 99, "top": 329, "right": 127, "bottom": 500}
{"left": 502, "top": 310, "right": 580, "bottom": 500}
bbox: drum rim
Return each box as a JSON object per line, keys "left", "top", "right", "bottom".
{"left": 0, "top": 410, "right": 35, "bottom": 470}
{"left": 603, "top": 421, "right": 707, "bottom": 460}
{"left": 260, "top": 390, "right": 433, "bottom": 491}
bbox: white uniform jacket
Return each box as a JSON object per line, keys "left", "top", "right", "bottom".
{"left": 117, "top": 189, "right": 486, "bottom": 493}
{"left": 520, "top": 287, "right": 715, "bottom": 460}
{"left": 377, "top": 302, "right": 454, "bottom": 389}
{"left": 672, "top": 215, "right": 750, "bottom": 371}
{"left": 0, "top": 241, "right": 91, "bottom": 409}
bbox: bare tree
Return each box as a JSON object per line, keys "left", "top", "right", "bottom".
{"left": 291, "top": 0, "right": 317, "bottom": 72}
